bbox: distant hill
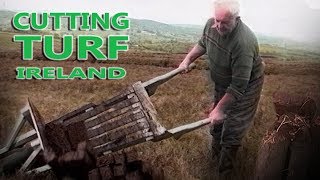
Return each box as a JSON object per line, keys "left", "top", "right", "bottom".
{"left": 0, "top": 10, "right": 319, "bottom": 57}
{"left": 257, "top": 33, "right": 320, "bottom": 54}
{"left": 172, "top": 24, "right": 203, "bottom": 29}
{"left": 128, "top": 18, "right": 202, "bottom": 42}
{"left": 0, "top": 10, "right": 15, "bottom": 27}
{"left": 0, "top": 10, "right": 201, "bottom": 42}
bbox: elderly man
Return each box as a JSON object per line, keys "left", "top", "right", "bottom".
{"left": 178, "top": 0, "right": 264, "bottom": 176}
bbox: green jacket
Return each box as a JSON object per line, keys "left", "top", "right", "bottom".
{"left": 198, "top": 18, "right": 264, "bottom": 100}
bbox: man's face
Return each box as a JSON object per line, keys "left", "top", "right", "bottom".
{"left": 213, "top": 6, "right": 237, "bottom": 36}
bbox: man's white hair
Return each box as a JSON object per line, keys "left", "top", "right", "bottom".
{"left": 213, "top": 0, "right": 240, "bottom": 17}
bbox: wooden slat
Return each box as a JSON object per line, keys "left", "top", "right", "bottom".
{"left": 0, "top": 131, "right": 38, "bottom": 160}
{"left": 132, "top": 82, "right": 166, "bottom": 136}
{"left": 64, "top": 94, "right": 138, "bottom": 126}
{"left": 85, "top": 102, "right": 140, "bottom": 129}
{"left": 53, "top": 87, "right": 133, "bottom": 125}
{"left": 87, "top": 109, "right": 145, "bottom": 138}
{"left": 22, "top": 110, "right": 34, "bottom": 128}
{"left": 30, "top": 139, "right": 40, "bottom": 147}
{"left": 64, "top": 105, "right": 105, "bottom": 126}
{"left": 90, "top": 118, "right": 149, "bottom": 148}
{"left": 51, "top": 103, "right": 96, "bottom": 125}
{"left": 20, "top": 145, "right": 42, "bottom": 172}
{"left": 0, "top": 108, "right": 28, "bottom": 156}
{"left": 99, "top": 130, "right": 154, "bottom": 155}
{"left": 13, "top": 130, "right": 37, "bottom": 148}
{"left": 89, "top": 119, "right": 149, "bottom": 148}
{"left": 87, "top": 106, "right": 141, "bottom": 131}
{"left": 28, "top": 99, "right": 48, "bottom": 150}
{"left": 26, "top": 165, "right": 51, "bottom": 174}
{"left": 101, "top": 87, "right": 134, "bottom": 106}
{"left": 84, "top": 95, "right": 140, "bottom": 128}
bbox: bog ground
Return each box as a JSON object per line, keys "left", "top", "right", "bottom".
{"left": 0, "top": 31, "right": 319, "bottom": 179}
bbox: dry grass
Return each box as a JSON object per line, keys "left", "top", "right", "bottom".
{"left": 0, "top": 31, "right": 319, "bottom": 179}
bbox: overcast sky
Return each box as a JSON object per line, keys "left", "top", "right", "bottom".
{"left": 1, "top": 0, "right": 320, "bottom": 42}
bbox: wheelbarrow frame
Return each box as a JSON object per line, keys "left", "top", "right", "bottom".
{"left": 0, "top": 63, "right": 211, "bottom": 174}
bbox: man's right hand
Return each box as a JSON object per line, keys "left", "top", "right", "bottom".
{"left": 178, "top": 44, "right": 206, "bottom": 73}
{"left": 178, "top": 59, "right": 191, "bottom": 73}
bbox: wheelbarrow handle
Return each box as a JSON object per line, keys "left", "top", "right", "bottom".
{"left": 142, "top": 63, "right": 196, "bottom": 96}
{"left": 152, "top": 118, "right": 211, "bottom": 141}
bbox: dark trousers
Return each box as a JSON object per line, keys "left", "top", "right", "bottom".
{"left": 210, "top": 76, "right": 264, "bottom": 175}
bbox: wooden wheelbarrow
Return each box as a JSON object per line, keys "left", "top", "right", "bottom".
{"left": 0, "top": 63, "right": 212, "bottom": 169}
{"left": 78, "top": 63, "right": 212, "bottom": 156}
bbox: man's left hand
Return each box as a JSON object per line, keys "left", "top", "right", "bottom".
{"left": 208, "top": 108, "right": 226, "bottom": 124}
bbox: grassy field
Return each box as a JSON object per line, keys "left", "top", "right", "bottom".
{"left": 0, "top": 31, "right": 319, "bottom": 179}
